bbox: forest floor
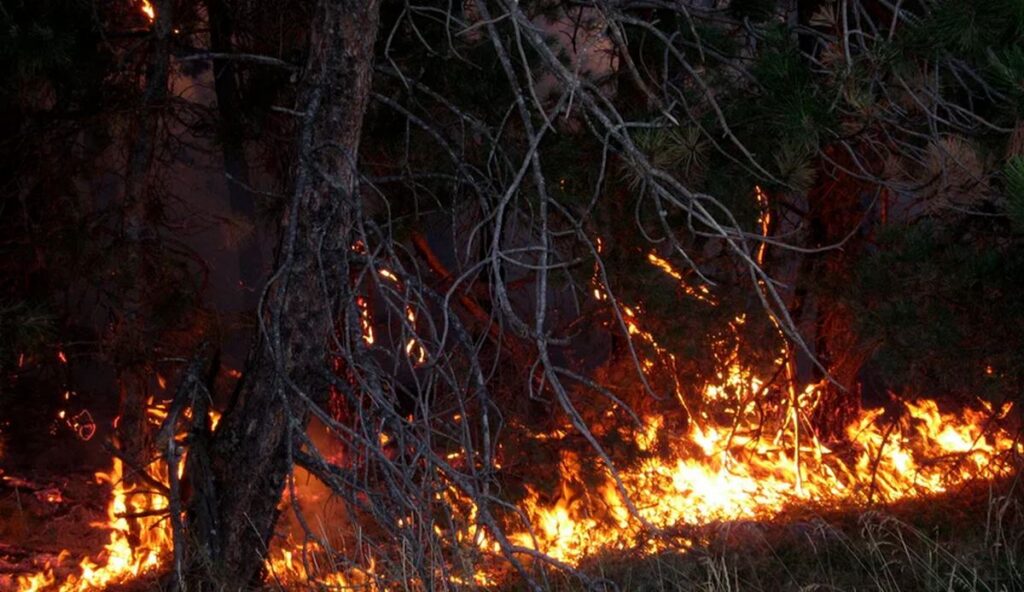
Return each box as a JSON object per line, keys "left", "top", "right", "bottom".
{"left": 545, "top": 478, "right": 1024, "bottom": 592}
{"left": 1, "top": 468, "right": 1021, "bottom": 591}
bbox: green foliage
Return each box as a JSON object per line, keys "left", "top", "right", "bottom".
{"left": 772, "top": 142, "right": 817, "bottom": 193}
{"left": 899, "top": 0, "right": 1024, "bottom": 118}
{"left": 987, "top": 45, "right": 1024, "bottom": 99}
{"left": 747, "top": 32, "right": 833, "bottom": 156}
{"left": 625, "top": 125, "right": 710, "bottom": 192}
{"left": 907, "top": 0, "right": 1024, "bottom": 56}
{"left": 847, "top": 222, "right": 1024, "bottom": 402}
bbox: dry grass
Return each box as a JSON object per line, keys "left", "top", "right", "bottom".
{"left": 88, "top": 476, "right": 1024, "bottom": 591}
{"left": 542, "top": 479, "right": 1024, "bottom": 592}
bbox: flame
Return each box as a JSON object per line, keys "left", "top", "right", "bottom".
{"left": 435, "top": 211, "right": 1019, "bottom": 575}
{"left": 459, "top": 247, "right": 1021, "bottom": 570}
{"left": 404, "top": 306, "right": 428, "bottom": 365}
{"left": 265, "top": 545, "right": 380, "bottom": 590}
{"left": 17, "top": 457, "right": 169, "bottom": 590}
{"left": 27, "top": 189, "right": 1023, "bottom": 589}
{"left": 29, "top": 337, "right": 1021, "bottom": 590}
{"left": 478, "top": 360, "right": 1019, "bottom": 569}
{"left": 754, "top": 185, "right": 770, "bottom": 266}
{"left": 355, "top": 264, "right": 428, "bottom": 362}
{"left": 356, "top": 296, "right": 375, "bottom": 345}
{"left": 18, "top": 398, "right": 222, "bottom": 591}
{"left": 139, "top": 0, "right": 155, "bottom": 21}
{"left": 647, "top": 253, "right": 716, "bottom": 305}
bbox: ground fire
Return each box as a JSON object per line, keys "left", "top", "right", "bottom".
{"left": 7, "top": 245, "right": 1021, "bottom": 589}
{"left": 2, "top": 0, "right": 1024, "bottom": 590}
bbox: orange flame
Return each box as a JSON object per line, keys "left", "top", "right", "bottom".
{"left": 17, "top": 457, "right": 169, "bottom": 590}
{"left": 754, "top": 185, "right": 770, "bottom": 266}
{"left": 139, "top": 0, "right": 155, "bottom": 22}
{"left": 455, "top": 257, "right": 1021, "bottom": 570}
{"left": 26, "top": 198, "right": 1023, "bottom": 588}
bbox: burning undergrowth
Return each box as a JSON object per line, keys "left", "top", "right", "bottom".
{"left": 5, "top": 264, "right": 1021, "bottom": 590}
{"left": 540, "top": 484, "right": 1024, "bottom": 592}
{"left": 4, "top": 0, "right": 1024, "bottom": 588}
{"left": 1, "top": 189, "right": 1021, "bottom": 591}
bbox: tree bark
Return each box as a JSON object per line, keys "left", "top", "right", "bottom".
{"left": 184, "top": 0, "right": 381, "bottom": 586}
{"left": 205, "top": 0, "right": 265, "bottom": 309}
{"left": 792, "top": 147, "right": 875, "bottom": 438}
{"left": 116, "top": 0, "right": 172, "bottom": 537}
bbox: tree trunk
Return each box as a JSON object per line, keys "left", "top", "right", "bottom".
{"left": 205, "top": 0, "right": 265, "bottom": 309}
{"left": 792, "top": 147, "right": 875, "bottom": 438}
{"left": 184, "top": 0, "right": 381, "bottom": 586}
{"left": 116, "top": 0, "right": 172, "bottom": 534}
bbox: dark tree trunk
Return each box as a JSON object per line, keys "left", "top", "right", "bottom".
{"left": 205, "top": 0, "right": 265, "bottom": 308}
{"left": 116, "top": 0, "right": 172, "bottom": 522}
{"left": 184, "top": 0, "right": 381, "bottom": 586}
{"left": 792, "top": 147, "right": 876, "bottom": 438}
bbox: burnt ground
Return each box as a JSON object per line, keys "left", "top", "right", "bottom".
{"left": 0, "top": 367, "right": 119, "bottom": 588}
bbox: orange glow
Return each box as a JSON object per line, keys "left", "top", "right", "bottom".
{"left": 647, "top": 252, "right": 683, "bottom": 281}
{"left": 28, "top": 192, "right": 1024, "bottom": 589}
{"left": 647, "top": 252, "right": 717, "bottom": 305}
{"left": 754, "top": 185, "right": 770, "bottom": 266}
{"left": 404, "top": 306, "right": 427, "bottom": 365}
{"left": 447, "top": 266, "right": 1020, "bottom": 570}
{"left": 17, "top": 457, "right": 169, "bottom": 590}
{"left": 474, "top": 365, "right": 1019, "bottom": 570}
{"left": 356, "top": 296, "right": 375, "bottom": 345}
{"left": 140, "top": 0, "right": 155, "bottom": 21}
{"left": 18, "top": 398, "right": 222, "bottom": 591}
{"left": 266, "top": 545, "right": 380, "bottom": 590}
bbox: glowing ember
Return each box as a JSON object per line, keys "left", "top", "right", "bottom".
{"left": 754, "top": 184, "right": 770, "bottom": 266}
{"left": 356, "top": 296, "right": 375, "bottom": 345}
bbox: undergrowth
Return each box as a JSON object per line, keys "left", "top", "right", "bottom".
{"left": 540, "top": 479, "right": 1024, "bottom": 592}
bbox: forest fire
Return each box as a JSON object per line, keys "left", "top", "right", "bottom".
{"left": 4, "top": 0, "right": 1024, "bottom": 590}
{"left": 13, "top": 259, "right": 1021, "bottom": 589}
{"left": 15, "top": 458, "right": 167, "bottom": 591}
{"left": 470, "top": 264, "right": 1022, "bottom": 568}
{"left": 496, "top": 392, "right": 1018, "bottom": 566}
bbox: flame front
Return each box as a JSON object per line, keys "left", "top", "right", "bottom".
{"left": 496, "top": 389, "right": 1018, "bottom": 566}
{"left": 19, "top": 204, "right": 1022, "bottom": 590}
{"left": 468, "top": 226, "right": 1020, "bottom": 569}
{"left": 17, "top": 457, "right": 170, "bottom": 591}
